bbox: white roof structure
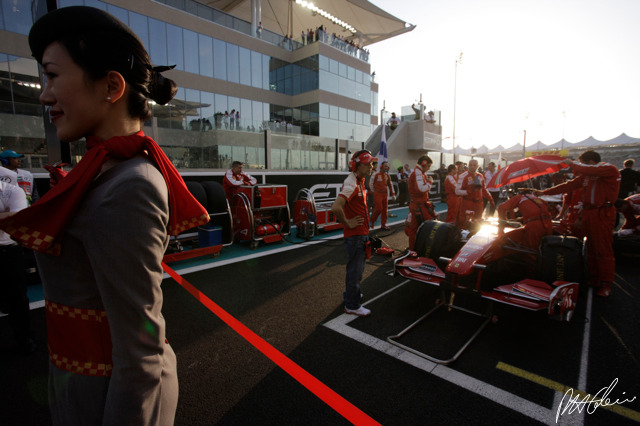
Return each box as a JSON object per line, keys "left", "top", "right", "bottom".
{"left": 204, "top": 0, "right": 415, "bottom": 45}
{"left": 443, "top": 133, "right": 640, "bottom": 156}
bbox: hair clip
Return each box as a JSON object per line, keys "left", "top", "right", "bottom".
{"left": 145, "top": 64, "right": 176, "bottom": 73}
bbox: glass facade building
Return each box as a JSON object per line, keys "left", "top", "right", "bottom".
{"left": 0, "top": 0, "right": 378, "bottom": 172}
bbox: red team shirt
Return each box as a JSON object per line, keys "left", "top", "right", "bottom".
{"left": 338, "top": 173, "right": 369, "bottom": 238}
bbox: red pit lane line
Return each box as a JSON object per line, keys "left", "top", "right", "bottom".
{"left": 162, "top": 262, "right": 380, "bottom": 426}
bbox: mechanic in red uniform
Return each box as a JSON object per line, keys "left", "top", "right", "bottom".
{"left": 406, "top": 155, "right": 436, "bottom": 250}
{"left": 616, "top": 193, "right": 640, "bottom": 236}
{"left": 222, "top": 160, "right": 257, "bottom": 200}
{"left": 455, "top": 159, "right": 494, "bottom": 229}
{"left": 444, "top": 164, "right": 460, "bottom": 224}
{"left": 498, "top": 190, "right": 552, "bottom": 250}
{"left": 536, "top": 150, "right": 621, "bottom": 297}
{"left": 370, "top": 161, "right": 396, "bottom": 230}
{"left": 331, "top": 150, "right": 374, "bottom": 316}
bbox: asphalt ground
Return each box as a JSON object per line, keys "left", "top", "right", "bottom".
{"left": 2, "top": 208, "right": 639, "bottom": 425}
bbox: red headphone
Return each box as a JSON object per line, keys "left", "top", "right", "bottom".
{"left": 349, "top": 149, "right": 372, "bottom": 172}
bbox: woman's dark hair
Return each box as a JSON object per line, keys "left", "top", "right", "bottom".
{"left": 29, "top": 6, "right": 177, "bottom": 121}
{"left": 447, "top": 164, "right": 456, "bottom": 173}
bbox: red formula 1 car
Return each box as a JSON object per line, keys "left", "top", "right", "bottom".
{"left": 389, "top": 219, "right": 585, "bottom": 364}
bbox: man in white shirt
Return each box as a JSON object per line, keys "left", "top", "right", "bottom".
{"left": 0, "top": 181, "right": 35, "bottom": 354}
{"left": 0, "top": 150, "right": 39, "bottom": 204}
{"left": 0, "top": 163, "right": 18, "bottom": 186}
{"left": 386, "top": 112, "right": 399, "bottom": 131}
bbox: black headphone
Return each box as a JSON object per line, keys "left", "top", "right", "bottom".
{"left": 0, "top": 158, "right": 8, "bottom": 166}
{"left": 349, "top": 149, "right": 372, "bottom": 172}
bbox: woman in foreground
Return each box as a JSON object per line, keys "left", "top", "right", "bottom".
{"left": 0, "top": 6, "right": 208, "bottom": 425}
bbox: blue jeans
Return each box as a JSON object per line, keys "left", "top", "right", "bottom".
{"left": 343, "top": 235, "right": 369, "bottom": 310}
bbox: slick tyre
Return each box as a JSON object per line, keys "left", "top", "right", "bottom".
{"left": 538, "top": 235, "right": 586, "bottom": 284}
{"left": 185, "top": 181, "right": 207, "bottom": 210}
{"left": 414, "top": 220, "right": 461, "bottom": 261}
{"left": 201, "top": 181, "right": 227, "bottom": 214}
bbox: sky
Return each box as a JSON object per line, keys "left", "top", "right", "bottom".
{"left": 367, "top": 0, "right": 640, "bottom": 151}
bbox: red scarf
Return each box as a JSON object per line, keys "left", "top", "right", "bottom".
{"left": 0, "top": 131, "right": 209, "bottom": 255}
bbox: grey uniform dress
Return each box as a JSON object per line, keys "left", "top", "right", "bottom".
{"left": 36, "top": 157, "right": 178, "bottom": 425}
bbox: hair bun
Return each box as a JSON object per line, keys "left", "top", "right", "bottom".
{"left": 148, "top": 71, "right": 177, "bottom": 105}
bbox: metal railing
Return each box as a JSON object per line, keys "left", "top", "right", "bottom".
{"left": 153, "top": 0, "right": 369, "bottom": 62}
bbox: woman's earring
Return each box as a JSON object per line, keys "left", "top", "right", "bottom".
{"left": 106, "top": 96, "right": 112, "bottom": 101}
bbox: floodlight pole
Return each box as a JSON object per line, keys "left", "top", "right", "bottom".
{"left": 452, "top": 52, "right": 463, "bottom": 163}
{"left": 522, "top": 129, "right": 527, "bottom": 158}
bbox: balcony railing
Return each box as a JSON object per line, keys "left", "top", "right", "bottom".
{"left": 154, "top": 0, "right": 369, "bottom": 62}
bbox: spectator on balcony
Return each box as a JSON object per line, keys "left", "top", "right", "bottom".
{"left": 386, "top": 112, "right": 399, "bottom": 131}
{"left": 411, "top": 103, "right": 424, "bottom": 120}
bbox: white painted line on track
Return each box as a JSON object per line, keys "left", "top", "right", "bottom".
{"left": 323, "top": 280, "right": 576, "bottom": 425}
{"left": 578, "top": 288, "right": 593, "bottom": 393}
{"left": 552, "top": 286, "right": 592, "bottom": 426}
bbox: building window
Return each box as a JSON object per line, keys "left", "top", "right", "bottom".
{"left": 226, "top": 43, "right": 239, "bottom": 84}
{"left": 167, "top": 24, "right": 184, "bottom": 71}
{"left": 213, "top": 39, "right": 226, "bottom": 80}
{"left": 2, "top": 0, "right": 33, "bottom": 35}
{"left": 183, "top": 29, "right": 199, "bottom": 74}
{"left": 149, "top": 18, "right": 168, "bottom": 66}
{"left": 198, "top": 34, "right": 214, "bottom": 77}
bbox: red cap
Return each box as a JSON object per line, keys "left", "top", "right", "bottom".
{"left": 355, "top": 151, "right": 375, "bottom": 165}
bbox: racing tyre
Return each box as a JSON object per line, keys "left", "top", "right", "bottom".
{"left": 185, "top": 181, "right": 207, "bottom": 211}
{"left": 201, "top": 181, "right": 227, "bottom": 213}
{"left": 414, "top": 220, "right": 461, "bottom": 261}
{"left": 537, "top": 235, "right": 586, "bottom": 285}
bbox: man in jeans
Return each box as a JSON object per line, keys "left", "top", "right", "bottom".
{"left": 332, "top": 150, "right": 375, "bottom": 316}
